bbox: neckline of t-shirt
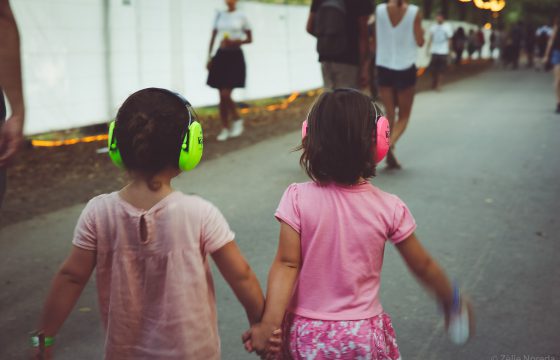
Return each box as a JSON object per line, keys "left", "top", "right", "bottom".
{"left": 114, "top": 190, "right": 180, "bottom": 215}
{"left": 327, "top": 181, "right": 375, "bottom": 193}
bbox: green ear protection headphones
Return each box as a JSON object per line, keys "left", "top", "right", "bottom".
{"left": 108, "top": 88, "right": 203, "bottom": 172}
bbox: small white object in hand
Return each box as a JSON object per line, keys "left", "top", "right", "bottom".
{"left": 448, "top": 286, "right": 470, "bottom": 345}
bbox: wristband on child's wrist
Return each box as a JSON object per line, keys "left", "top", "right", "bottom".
{"left": 29, "top": 331, "right": 55, "bottom": 348}
{"left": 450, "top": 283, "right": 461, "bottom": 313}
{"left": 446, "top": 283, "right": 470, "bottom": 345}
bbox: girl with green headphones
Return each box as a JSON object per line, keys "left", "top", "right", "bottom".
{"left": 32, "top": 88, "right": 276, "bottom": 359}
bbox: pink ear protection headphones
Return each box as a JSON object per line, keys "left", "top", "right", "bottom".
{"left": 301, "top": 91, "right": 391, "bottom": 164}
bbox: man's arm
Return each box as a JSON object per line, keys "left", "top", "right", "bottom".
{"left": 426, "top": 30, "right": 433, "bottom": 55}
{"left": 306, "top": 12, "right": 315, "bottom": 36}
{"left": 358, "top": 14, "right": 370, "bottom": 88}
{"left": 414, "top": 10, "right": 425, "bottom": 47}
{"left": 0, "top": 0, "right": 25, "bottom": 166}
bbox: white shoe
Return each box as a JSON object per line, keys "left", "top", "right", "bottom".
{"left": 216, "top": 128, "right": 229, "bottom": 141}
{"left": 229, "top": 119, "right": 244, "bottom": 138}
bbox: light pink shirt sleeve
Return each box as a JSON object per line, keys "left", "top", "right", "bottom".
{"left": 201, "top": 202, "right": 235, "bottom": 254}
{"left": 72, "top": 200, "right": 97, "bottom": 251}
{"left": 388, "top": 197, "right": 416, "bottom": 244}
{"left": 274, "top": 184, "right": 301, "bottom": 233}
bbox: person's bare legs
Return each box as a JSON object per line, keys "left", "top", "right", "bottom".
{"left": 219, "top": 88, "right": 231, "bottom": 128}
{"left": 221, "top": 88, "right": 245, "bottom": 138}
{"left": 224, "top": 89, "right": 240, "bottom": 120}
{"left": 392, "top": 86, "right": 415, "bottom": 145}
{"left": 432, "top": 70, "right": 443, "bottom": 91}
{"left": 378, "top": 86, "right": 400, "bottom": 169}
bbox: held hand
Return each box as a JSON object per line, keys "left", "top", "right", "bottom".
{"left": 242, "top": 329, "right": 254, "bottom": 353}
{"left": 242, "top": 324, "right": 282, "bottom": 357}
{"left": 0, "top": 112, "right": 24, "bottom": 167}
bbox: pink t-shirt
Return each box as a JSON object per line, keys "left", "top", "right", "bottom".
{"left": 275, "top": 181, "right": 416, "bottom": 321}
{"left": 72, "top": 191, "right": 234, "bottom": 360}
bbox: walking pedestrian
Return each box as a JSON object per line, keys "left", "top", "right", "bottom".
{"left": 31, "top": 88, "right": 273, "bottom": 359}
{"left": 467, "top": 29, "right": 477, "bottom": 60}
{"left": 0, "top": 0, "right": 25, "bottom": 208}
{"left": 452, "top": 27, "right": 467, "bottom": 65}
{"left": 373, "top": 0, "right": 424, "bottom": 169}
{"left": 510, "top": 22, "right": 523, "bottom": 69}
{"left": 242, "top": 90, "right": 474, "bottom": 358}
{"left": 543, "top": 15, "right": 560, "bottom": 113}
{"left": 476, "top": 27, "right": 485, "bottom": 59}
{"left": 207, "top": 0, "right": 252, "bottom": 142}
{"left": 306, "top": 0, "right": 373, "bottom": 90}
{"left": 427, "top": 12, "right": 453, "bottom": 91}
{"left": 490, "top": 29, "right": 498, "bottom": 59}
{"left": 536, "top": 23, "right": 553, "bottom": 71}
{"left": 525, "top": 23, "right": 536, "bottom": 68}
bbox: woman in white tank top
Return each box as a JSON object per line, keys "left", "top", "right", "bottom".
{"left": 373, "top": 0, "right": 424, "bottom": 169}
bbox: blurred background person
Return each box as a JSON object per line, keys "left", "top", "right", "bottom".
{"left": 452, "top": 26, "right": 467, "bottom": 66}
{"left": 489, "top": 28, "right": 503, "bottom": 61}
{"left": 207, "top": 0, "right": 252, "bottom": 142}
{"left": 374, "top": 0, "right": 424, "bottom": 169}
{"left": 475, "top": 27, "right": 485, "bottom": 59}
{"left": 536, "top": 22, "right": 553, "bottom": 71}
{"left": 426, "top": 12, "right": 453, "bottom": 91}
{"left": 524, "top": 23, "right": 536, "bottom": 69}
{"left": 467, "top": 29, "right": 477, "bottom": 60}
{"left": 509, "top": 22, "right": 523, "bottom": 69}
{"left": 0, "top": 0, "right": 24, "bottom": 208}
{"left": 543, "top": 15, "right": 560, "bottom": 114}
{"left": 306, "top": 0, "right": 373, "bottom": 90}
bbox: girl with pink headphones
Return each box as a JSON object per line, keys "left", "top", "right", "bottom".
{"left": 242, "top": 89, "right": 474, "bottom": 359}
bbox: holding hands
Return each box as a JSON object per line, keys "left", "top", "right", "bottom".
{"left": 242, "top": 323, "right": 282, "bottom": 360}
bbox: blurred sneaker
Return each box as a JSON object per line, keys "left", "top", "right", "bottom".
{"left": 229, "top": 119, "right": 244, "bottom": 138}
{"left": 217, "top": 128, "right": 229, "bottom": 141}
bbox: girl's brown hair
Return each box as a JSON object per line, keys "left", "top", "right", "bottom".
{"left": 114, "top": 88, "right": 190, "bottom": 182}
{"left": 300, "top": 89, "right": 377, "bottom": 185}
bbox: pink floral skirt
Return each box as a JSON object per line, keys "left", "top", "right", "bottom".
{"left": 280, "top": 312, "right": 401, "bottom": 360}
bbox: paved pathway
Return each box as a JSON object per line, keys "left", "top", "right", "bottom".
{"left": 1, "top": 68, "right": 559, "bottom": 360}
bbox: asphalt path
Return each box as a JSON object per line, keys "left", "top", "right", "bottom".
{"left": 1, "top": 68, "right": 559, "bottom": 359}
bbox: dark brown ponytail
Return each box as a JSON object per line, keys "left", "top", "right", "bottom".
{"left": 115, "top": 88, "right": 190, "bottom": 185}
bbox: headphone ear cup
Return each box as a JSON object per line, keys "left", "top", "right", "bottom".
{"left": 179, "top": 121, "right": 203, "bottom": 171}
{"left": 301, "top": 119, "right": 308, "bottom": 139}
{"left": 374, "top": 116, "right": 390, "bottom": 164}
{"left": 108, "top": 121, "right": 124, "bottom": 168}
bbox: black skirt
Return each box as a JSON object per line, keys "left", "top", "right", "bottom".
{"left": 207, "top": 48, "right": 246, "bottom": 89}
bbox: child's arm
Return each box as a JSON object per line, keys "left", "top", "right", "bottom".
{"left": 249, "top": 222, "right": 301, "bottom": 352}
{"left": 36, "top": 246, "right": 96, "bottom": 337}
{"left": 212, "top": 241, "right": 264, "bottom": 325}
{"left": 395, "top": 233, "right": 454, "bottom": 311}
